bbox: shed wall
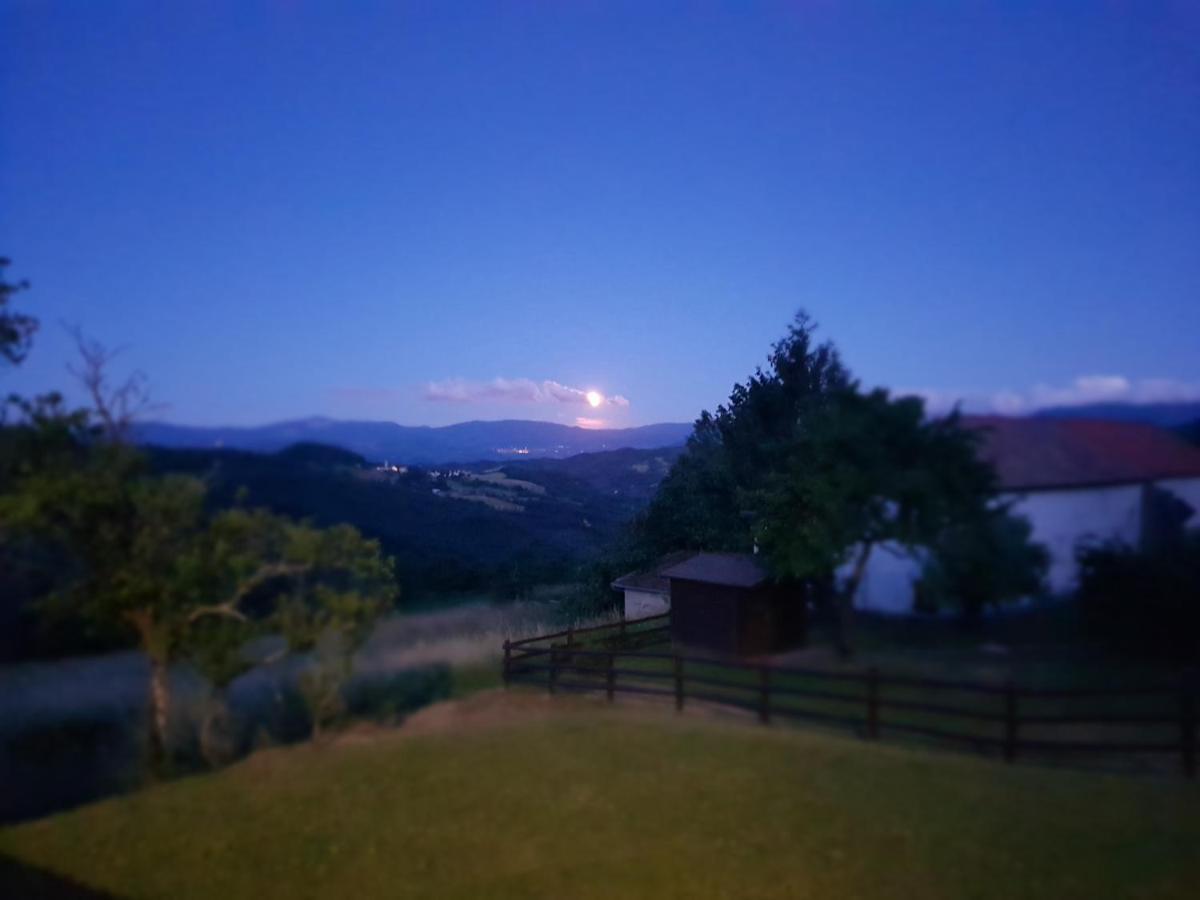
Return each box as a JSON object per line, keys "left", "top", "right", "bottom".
{"left": 623, "top": 589, "right": 669, "bottom": 618}
{"left": 669, "top": 579, "right": 741, "bottom": 655}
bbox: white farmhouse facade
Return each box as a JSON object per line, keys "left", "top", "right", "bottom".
{"left": 852, "top": 417, "right": 1200, "bottom": 614}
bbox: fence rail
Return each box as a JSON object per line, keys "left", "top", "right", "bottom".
{"left": 502, "top": 615, "right": 1198, "bottom": 778}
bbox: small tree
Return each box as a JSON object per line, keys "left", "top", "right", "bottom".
{"left": 0, "top": 332, "right": 397, "bottom": 762}
{"left": 2, "top": 447, "right": 397, "bottom": 762}
{"left": 916, "top": 506, "right": 1048, "bottom": 620}
{"left": 186, "top": 614, "right": 257, "bottom": 767}
{"left": 271, "top": 522, "right": 395, "bottom": 738}
{"left": 0, "top": 257, "right": 36, "bottom": 367}
{"left": 3, "top": 461, "right": 208, "bottom": 763}
{"left": 1077, "top": 490, "right": 1200, "bottom": 662}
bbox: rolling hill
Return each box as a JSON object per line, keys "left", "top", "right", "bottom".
{"left": 145, "top": 442, "right": 683, "bottom": 599}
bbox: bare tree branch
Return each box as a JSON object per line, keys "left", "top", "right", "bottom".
{"left": 228, "top": 562, "right": 310, "bottom": 604}
{"left": 64, "top": 325, "right": 162, "bottom": 441}
{"left": 187, "top": 603, "right": 250, "bottom": 625}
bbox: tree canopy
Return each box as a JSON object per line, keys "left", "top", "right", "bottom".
{"left": 0, "top": 257, "right": 37, "bottom": 367}
{"left": 626, "top": 312, "right": 1045, "bottom": 653}
{"left": 0, "top": 259, "right": 398, "bottom": 763}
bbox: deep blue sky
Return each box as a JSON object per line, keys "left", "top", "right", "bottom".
{"left": 2, "top": 2, "right": 1197, "bottom": 428}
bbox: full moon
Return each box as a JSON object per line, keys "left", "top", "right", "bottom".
{"left": 586, "top": 390, "right": 603, "bottom": 408}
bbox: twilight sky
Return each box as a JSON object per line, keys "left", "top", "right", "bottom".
{"left": 1, "top": 2, "right": 1197, "bottom": 429}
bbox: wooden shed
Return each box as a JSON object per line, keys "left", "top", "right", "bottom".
{"left": 662, "top": 553, "right": 806, "bottom": 657}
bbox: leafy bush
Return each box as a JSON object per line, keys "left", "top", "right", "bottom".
{"left": 917, "top": 509, "right": 1048, "bottom": 620}
{"left": 343, "top": 665, "right": 452, "bottom": 723}
{"left": 1076, "top": 531, "right": 1200, "bottom": 662}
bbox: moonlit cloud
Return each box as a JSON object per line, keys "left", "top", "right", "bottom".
{"left": 901, "top": 375, "right": 1200, "bottom": 416}
{"left": 423, "top": 377, "right": 630, "bottom": 408}
{"left": 1000, "top": 376, "right": 1200, "bottom": 413}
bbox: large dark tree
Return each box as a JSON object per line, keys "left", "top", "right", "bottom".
{"left": 749, "top": 386, "right": 1011, "bottom": 654}
{"left": 630, "top": 312, "right": 1045, "bottom": 655}
{"left": 636, "top": 313, "right": 852, "bottom": 559}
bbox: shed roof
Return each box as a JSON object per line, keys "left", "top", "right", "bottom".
{"left": 963, "top": 416, "right": 1200, "bottom": 492}
{"left": 661, "top": 552, "right": 769, "bottom": 588}
{"left": 611, "top": 550, "right": 695, "bottom": 596}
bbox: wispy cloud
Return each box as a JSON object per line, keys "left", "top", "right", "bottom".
{"left": 424, "top": 377, "right": 630, "bottom": 409}
{"left": 903, "top": 375, "right": 1200, "bottom": 416}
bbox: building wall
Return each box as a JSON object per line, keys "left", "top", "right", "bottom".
{"left": 850, "top": 478, "right": 1200, "bottom": 614}
{"left": 1157, "top": 477, "right": 1200, "bottom": 528}
{"left": 849, "top": 543, "right": 924, "bottom": 614}
{"left": 670, "top": 579, "right": 741, "bottom": 655}
{"left": 1007, "top": 483, "right": 1142, "bottom": 593}
{"left": 623, "top": 589, "right": 669, "bottom": 618}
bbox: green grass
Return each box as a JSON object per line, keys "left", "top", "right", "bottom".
{"left": 449, "top": 660, "right": 504, "bottom": 698}
{"left": 2, "top": 696, "right": 1197, "bottom": 899}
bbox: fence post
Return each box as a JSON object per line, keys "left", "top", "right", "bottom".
{"left": 619, "top": 616, "right": 627, "bottom": 642}
{"left": 607, "top": 651, "right": 616, "bottom": 703}
{"left": 1181, "top": 671, "right": 1197, "bottom": 779}
{"left": 759, "top": 666, "right": 771, "bottom": 725}
{"left": 548, "top": 643, "right": 558, "bottom": 696}
{"left": 502, "top": 640, "right": 511, "bottom": 689}
{"left": 866, "top": 667, "right": 880, "bottom": 739}
{"left": 674, "top": 654, "right": 684, "bottom": 712}
{"left": 567, "top": 625, "right": 575, "bottom": 649}
{"left": 1004, "top": 680, "right": 1018, "bottom": 763}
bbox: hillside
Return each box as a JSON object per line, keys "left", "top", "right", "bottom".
{"left": 0, "top": 439, "right": 682, "bottom": 661}
{"left": 136, "top": 417, "right": 693, "bottom": 464}
{"left": 147, "top": 442, "right": 682, "bottom": 597}
{"left": 2, "top": 694, "right": 1196, "bottom": 899}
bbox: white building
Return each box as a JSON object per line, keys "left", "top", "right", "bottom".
{"left": 854, "top": 417, "right": 1200, "bottom": 613}
{"left": 612, "top": 551, "right": 694, "bottom": 618}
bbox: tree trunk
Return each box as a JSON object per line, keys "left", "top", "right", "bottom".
{"left": 148, "top": 655, "right": 171, "bottom": 769}
{"left": 126, "top": 610, "right": 173, "bottom": 773}
{"left": 836, "top": 541, "right": 874, "bottom": 659}
{"left": 199, "top": 692, "right": 237, "bottom": 768}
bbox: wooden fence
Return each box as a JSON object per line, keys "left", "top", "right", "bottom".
{"left": 502, "top": 614, "right": 1197, "bottom": 778}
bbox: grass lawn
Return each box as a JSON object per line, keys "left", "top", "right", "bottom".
{"left": 1, "top": 692, "right": 1197, "bottom": 899}
{"left": 450, "top": 659, "right": 504, "bottom": 698}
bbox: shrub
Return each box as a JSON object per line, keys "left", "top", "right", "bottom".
{"left": 917, "top": 509, "right": 1048, "bottom": 620}
{"left": 1076, "top": 531, "right": 1200, "bottom": 662}
{"left": 343, "top": 665, "right": 452, "bottom": 723}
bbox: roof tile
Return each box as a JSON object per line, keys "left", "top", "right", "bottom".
{"left": 963, "top": 416, "right": 1200, "bottom": 491}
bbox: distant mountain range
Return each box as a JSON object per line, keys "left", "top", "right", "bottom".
{"left": 1032, "top": 401, "right": 1200, "bottom": 429}
{"left": 133, "top": 401, "right": 1200, "bottom": 464}
{"left": 135, "top": 417, "right": 694, "bottom": 464}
